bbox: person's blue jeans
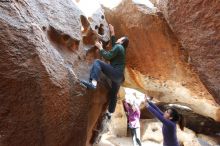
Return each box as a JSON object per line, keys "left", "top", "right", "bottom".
{"left": 89, "top": 59, "right": 124, "bottom": 113}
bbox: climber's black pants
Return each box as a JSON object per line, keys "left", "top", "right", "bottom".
{"left": 90, "top": 59, "right": 124, "bottom": 113}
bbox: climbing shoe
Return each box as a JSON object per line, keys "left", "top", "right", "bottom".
{"left": 80, "top": 80, "right": 96, "bottom": 89}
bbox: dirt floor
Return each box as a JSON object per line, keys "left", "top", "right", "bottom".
{"left": 95, "top": 132, "right": 162, "bottom": 146}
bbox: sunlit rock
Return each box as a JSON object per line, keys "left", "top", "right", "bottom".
{"left": 104, "top": 0, "right": 220, "bottom": 122}
{"left": 154, "top": 0, "right": 220, "bottom": 103}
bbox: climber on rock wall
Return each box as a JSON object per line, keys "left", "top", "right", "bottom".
{"left": 80, "top": 24, "right": 129, "bottom": 119}
{"left": 145, "top": 95, "right": 185, "bottom": 146}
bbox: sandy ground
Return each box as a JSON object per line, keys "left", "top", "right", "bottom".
{"left": 94, "top": 133, "right": 220, "bottom": 146}
{"left": 95, "top": 133, "right": 162, "bottom": 146}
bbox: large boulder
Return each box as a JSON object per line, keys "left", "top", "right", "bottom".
{"left": 0, "top": 0, "right": 219, "bottom": 145}
{"left": 0, "top": 0, "right": 110, "bottom": 146}
{"left": 104, "top": 0, "right": 220, "bottom": 121}
{"left": 154, "top": 0, "right": 220, "bottom": 103}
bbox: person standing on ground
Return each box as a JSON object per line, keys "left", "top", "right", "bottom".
{"left": 123, "top": 93, "right": 142, "bottom": 146}
{"left": 145, "top": 95, "right": 185, "bottom": 146}
{"left": 80, "top": 24, "right": 129, "bottom": 119}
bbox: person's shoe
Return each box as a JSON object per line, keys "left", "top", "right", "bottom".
{"left": 80, "top": 80, "right": 96, "bottom": 89}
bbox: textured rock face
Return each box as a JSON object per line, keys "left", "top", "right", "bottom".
{"left": 104, "top": 0, "right": 220, "bottom": 121}
{"left": 0, "top": 0, "right": 219, "bottom": 145}
{"left": 155, "top": 0, "right": 220, "bottom": 103}
{"left": 108, "top": 100, "right": 127, "bottom": 137}
{"left": 0, "top": 0, "right": 110, "bottom": 146}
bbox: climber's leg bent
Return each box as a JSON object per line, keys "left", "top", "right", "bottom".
{"left": 80, "top": 59, "right": 103, "bottom": 89}
{"left": 90, "top": 59, "right": 124, "bottom": 82}
{"left": 81, "top": 59, "right": 124, "bottom": 90}
{"left": 89, "top": 59, "right": 103, "bottom": 82}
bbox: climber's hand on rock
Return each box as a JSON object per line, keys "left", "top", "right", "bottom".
{"left": 109, "top": 24, "right": 115, "bottom": 36}
{"left": 95, "top": 41, "right": 103, "bottom": 50}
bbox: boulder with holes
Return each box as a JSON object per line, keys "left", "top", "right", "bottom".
{"left": 0, "top": 0, "right": 111, "bottom": 146}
